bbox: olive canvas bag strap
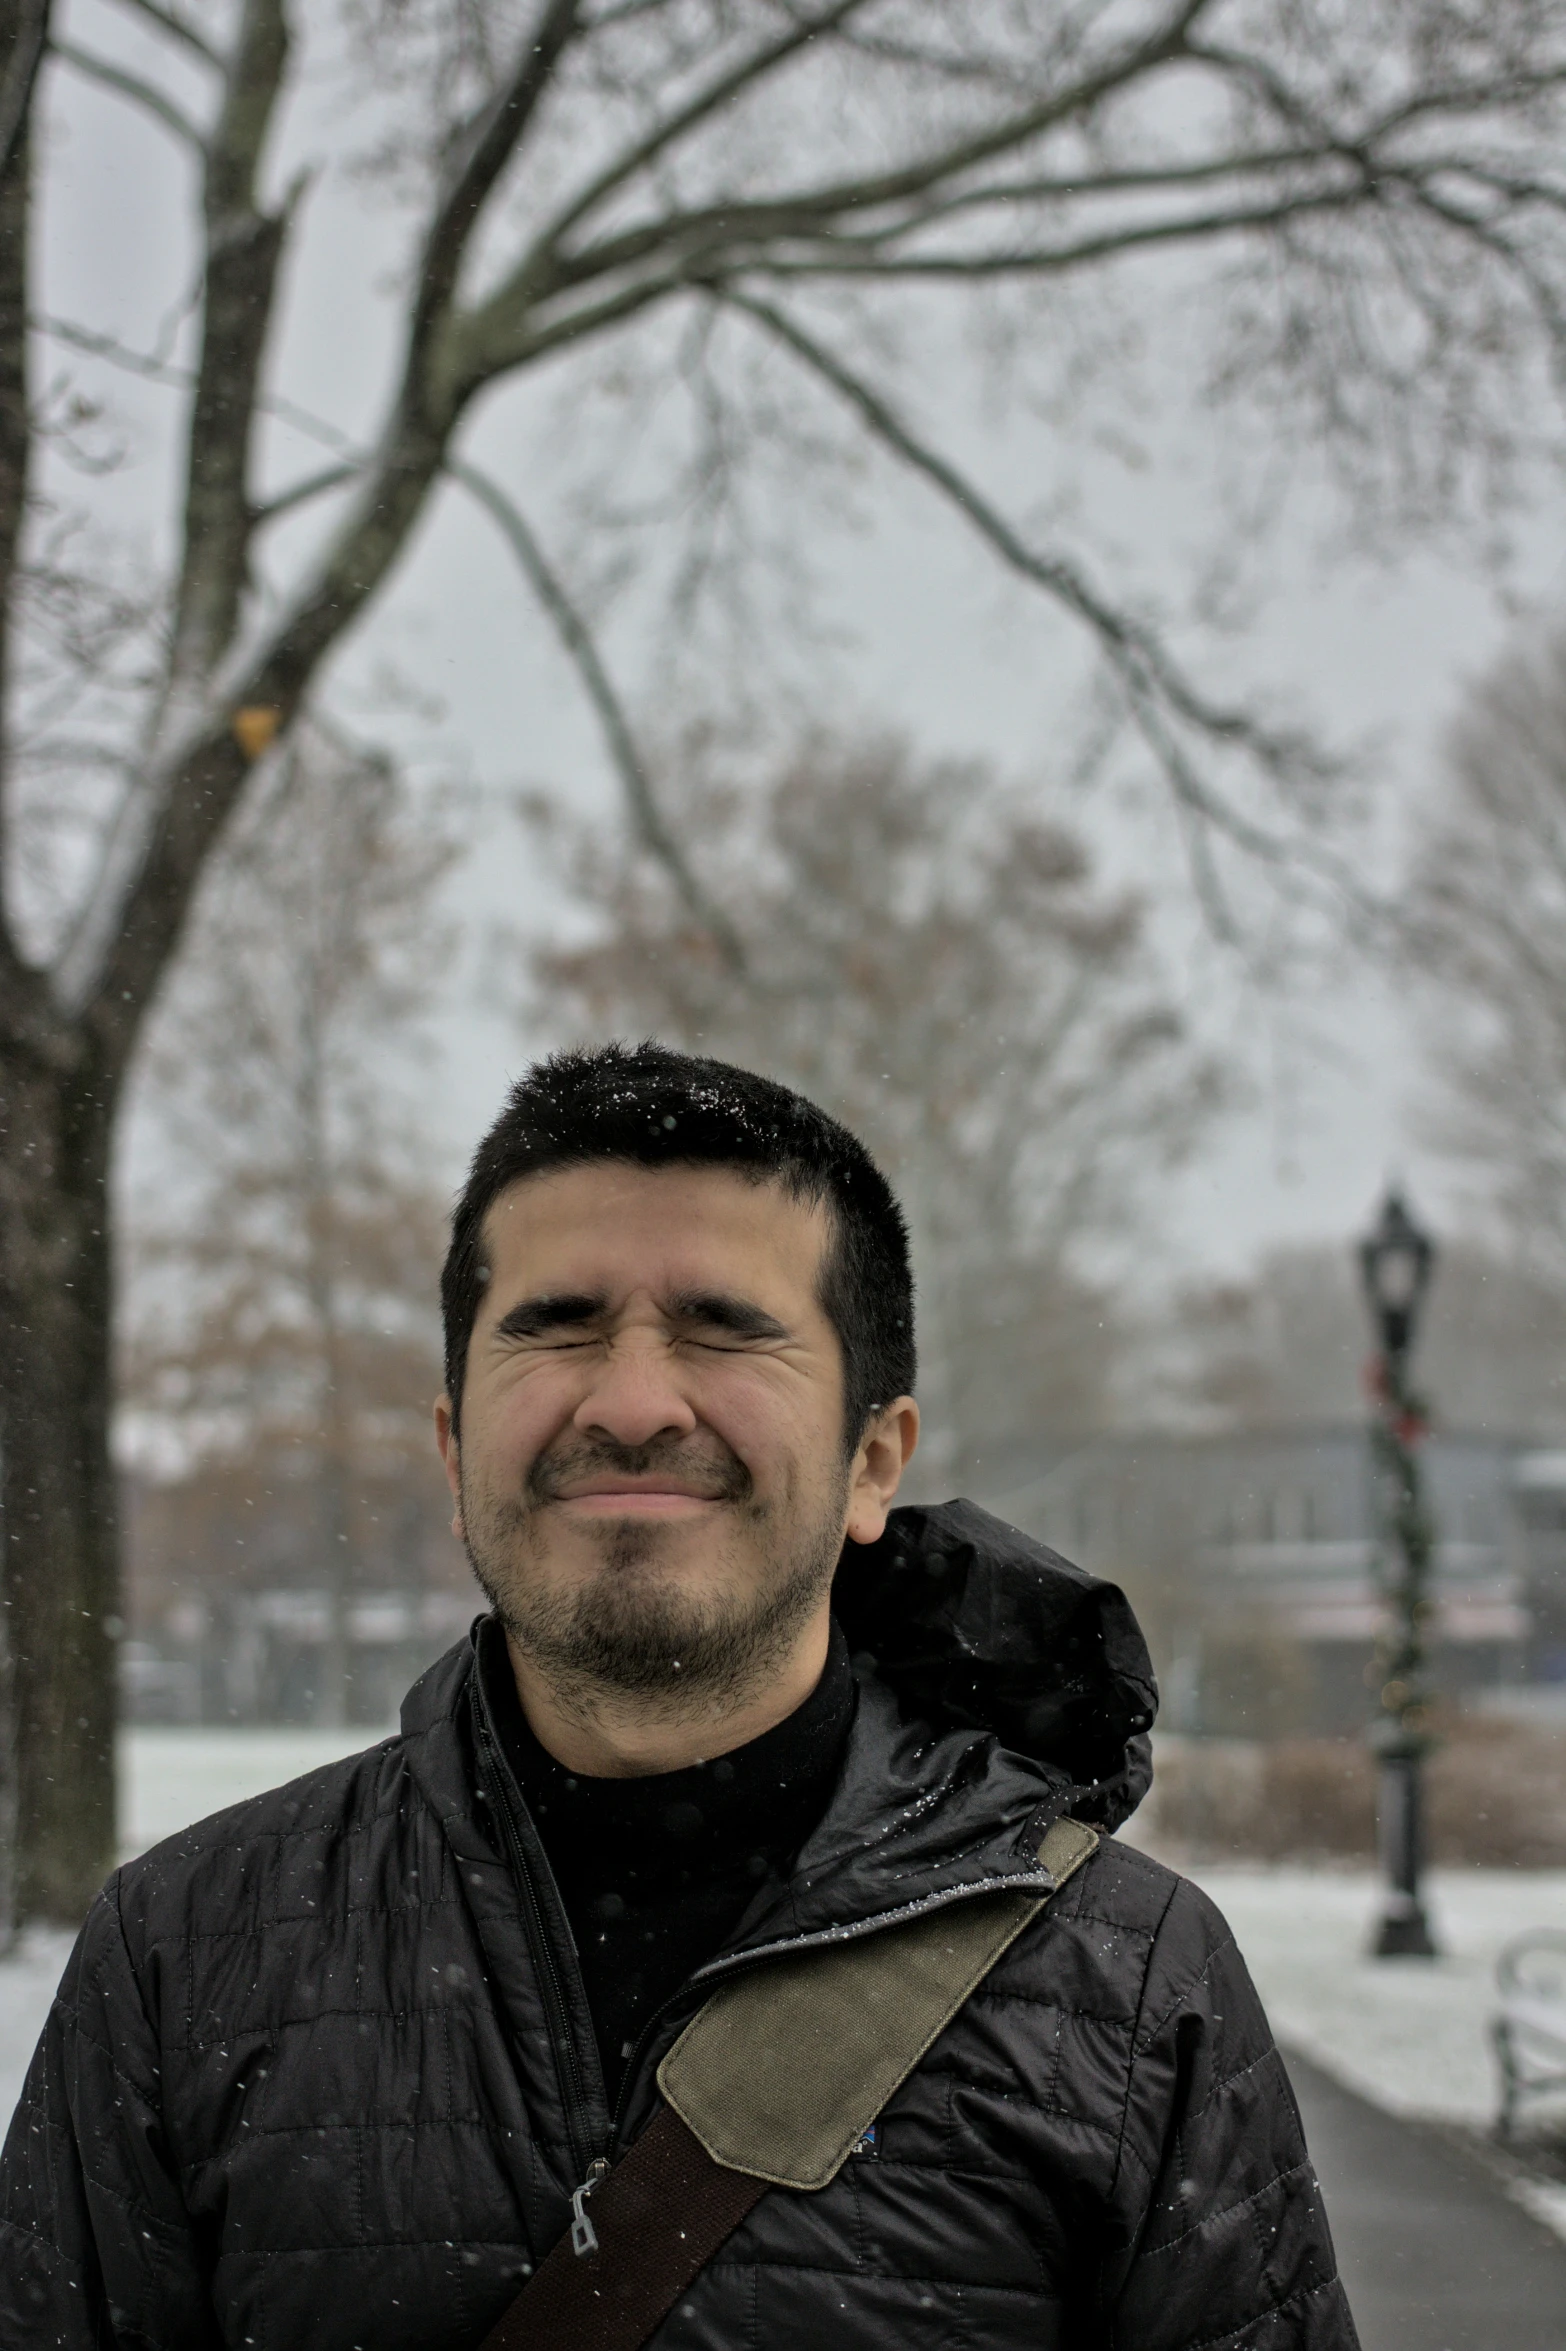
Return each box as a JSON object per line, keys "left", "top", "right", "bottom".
{"left": 476, "top": 1815, "right": 1098, "bottom": 2351}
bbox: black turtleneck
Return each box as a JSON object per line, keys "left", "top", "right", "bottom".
{"left": 485, "top": 1620, "right": 856, "bottom": 2104}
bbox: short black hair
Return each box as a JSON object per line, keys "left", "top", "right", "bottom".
{"left": 441, "top": 1042, "right": 915, "bottom": 1448}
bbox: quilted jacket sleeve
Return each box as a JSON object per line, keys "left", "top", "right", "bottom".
{"left": 0, "top": 1874, "right": 218, "bottom": 2350}
{"left": 1100, "top": 1877, "right": 1360, "bottom": 2350}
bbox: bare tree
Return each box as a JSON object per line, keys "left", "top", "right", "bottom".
{"left": 3, "top": 1, "right": 1566, "bottom": 1915}
{"left": 119, "top": 725, "right": 456, "bottom": 1729}
{"left": 521, "top": 732, "right": 1223, "bottom": 1481}
{"left": 1404, "top": 619, "right": 1566, "bottom": 1296}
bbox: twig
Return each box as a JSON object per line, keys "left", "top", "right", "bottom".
{"left": 445, "top": 453, "right": 747, "bottom": 972}
{"left": 251, "top": 463, "right": 361, "bottom": 526}
{"left": 540, "top": 0, "right": 873, "bottom": 253}
{"left": 31, "top": 312, "right": 369, "bottom": 463}
{"left": 49, "top": 37, "right": 206, "bottom": 152}
{"left": 729, "top": 186, "right": 1367, "bottom": 279}
{"left": 108, "top": 0, "right": 224, "bottom": 69}
{"left": 32, "top": 311, "right": 192, "bottom": 386}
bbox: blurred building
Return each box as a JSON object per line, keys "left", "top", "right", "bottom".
{"left": 981, "top": 1427, "right": 1563, "bottom": 1736}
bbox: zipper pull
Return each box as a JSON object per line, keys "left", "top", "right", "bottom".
{"left": 569, "top": 2157, "right": 610, "bottom": 2256}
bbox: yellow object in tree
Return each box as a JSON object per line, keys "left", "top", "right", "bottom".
{"left": 232, "top": 706, "right": 281, "bottom": 760}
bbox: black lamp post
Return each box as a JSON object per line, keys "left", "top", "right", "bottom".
{"left": 1358, "top": 1188, "right": 1440, "bottom": 1959}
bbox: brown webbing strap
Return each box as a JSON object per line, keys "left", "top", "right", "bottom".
{"left": 476, "top": 2106, "right": 764, "bottom": 2351}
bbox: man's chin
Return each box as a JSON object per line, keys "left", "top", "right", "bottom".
{"left": 557, "top": 1507, "right": 732, "bottom": 1580}
{"left": 480, "top": 1520, "right": 741, "bottom": 1630}
{"left": 500, "top": 1573, "right": 776, "bottom": 1703}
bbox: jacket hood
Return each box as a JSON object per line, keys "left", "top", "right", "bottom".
{"left": 832, "top": 1498, "right": 1157, "bottom": 1833}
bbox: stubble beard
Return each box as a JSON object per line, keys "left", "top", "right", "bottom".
{"left": 460, "top": 1431, "right": 848, "bottom": 1722}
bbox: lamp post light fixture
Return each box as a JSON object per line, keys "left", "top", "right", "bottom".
{"left": 1358, "top": 1188, "right": 1440, "bottom": 1960}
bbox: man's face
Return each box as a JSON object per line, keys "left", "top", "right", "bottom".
{"left": 434, "top": 1163, "right": 916, "bottom": 1712}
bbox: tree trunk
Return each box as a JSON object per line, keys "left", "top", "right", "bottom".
{"left": 0, "top": 1033, "right": 120, "bottom": 1923}
{"left": 316, "top": 1444, "right": 352, "bottom": 1731}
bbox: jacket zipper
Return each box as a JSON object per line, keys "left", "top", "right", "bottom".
{"left": 472, "top": 1701, "right": 603, "bottom": 2188}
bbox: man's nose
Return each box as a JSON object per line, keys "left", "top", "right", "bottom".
{"left": 573, "top": 1333, "right": 698, "bottom": 1448}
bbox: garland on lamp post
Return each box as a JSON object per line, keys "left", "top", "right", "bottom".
{"left": 1358, "top": 1189, "right": 1441, "bottom": 1960}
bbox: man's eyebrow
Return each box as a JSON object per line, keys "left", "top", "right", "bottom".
{"left": 667, "top": 1289, "right": 791, "bottom": 1342}
{"left": 492, "top": 1292, "right": 606, "bottom": 1342}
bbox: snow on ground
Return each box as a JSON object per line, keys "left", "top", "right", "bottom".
{"left": 2, "top": 1733, "right": 1565, "bottom": 2243}
{"left": 122, "top": 1723, "right": 394, "bottom": 1861}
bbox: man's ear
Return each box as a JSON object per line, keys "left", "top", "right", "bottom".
{"left": 844, "top": 1397, "right": 920, "bottom": 1545}
{"left": 434, "top": 1395, "right": 465, "bottom": 1541}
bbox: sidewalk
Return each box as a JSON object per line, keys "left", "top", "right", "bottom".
{"left": 1289, "top": 2051, "right": 1566, "bottom": 2349}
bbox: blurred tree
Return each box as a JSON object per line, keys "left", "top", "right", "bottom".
{"left": 118, "top": 723, "right": 457, "bottom": 1727}
{"left": 4, "top": 0, "right": 1566, "bottom": 1915}
{"left": 521, "top": 733, "right": 1224, "bottom": 1483}
{"left": 1404, "top": 620, "right": 1566, "bottom": 1299}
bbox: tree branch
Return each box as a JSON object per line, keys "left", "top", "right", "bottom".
{"left": 538, "top": 0, "right": 875, "bottom": 254}
{"left": 720, "top": 286, "right": 1351, "bottom": 894}
{"left": 31, "top": 309, "right": 191, "bottom": 385}
{"left": 885, "top": 143, "right": 1356, "bottom": 220}
{"left": 32, "top": 311, "right": 380, "bottom": 482}
{"left": 1191, "top": 37, "right": 1566, "bottom": 150}
{"left": 0, "top": 0, "right": 48, "bottom": 980}
{"left": 250, "top": 460, "right": 360, "bottom": 525}
{"left": 446, "top": 452, "right": 746, "bottom": 971}
{"left": 166, "top": 0, "right": 294, "bottom": 687}
{"left": 1387, "top": 168, "right": 1566, "bottom": 393}
{"left": 56, "top": 6, "right": 592, "bottom": 1040}
{"left": 49, "top": 36, "right": 205, "bottom": 151}
{"left": 64, "top": 0, "right": 1463, "bottom": 1039}
{"left": 406, "top": 0, "right": 582, "bottom": 379}
{"left": 698, "top": 185, "right": 1370, "bottom": 279}
{"left": 107, "top": 0, "right": 222, "bottom": 70}
{"left": 468, "top": 0, "right": 1217, "bottom": 371}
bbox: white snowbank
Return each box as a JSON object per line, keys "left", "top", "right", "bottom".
{"left": 122, "top": 1724, "right": 393, "bottom": 1859}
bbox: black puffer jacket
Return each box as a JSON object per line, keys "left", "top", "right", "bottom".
{"left": 0, "top": 1502, "right": 1357, "bottom": 2348}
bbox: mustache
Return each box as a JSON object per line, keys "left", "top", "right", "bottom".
{"left": 524, "top": 1431, "right": 753, "bottom": 1507}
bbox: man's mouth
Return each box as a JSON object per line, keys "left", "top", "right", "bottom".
{"left": 551, "top": 1475, "right": 729, "bottom": 1517}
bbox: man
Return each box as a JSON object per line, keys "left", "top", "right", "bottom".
{"left": 0, "top": 1043, "right": 1357, "bottom": 2347}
